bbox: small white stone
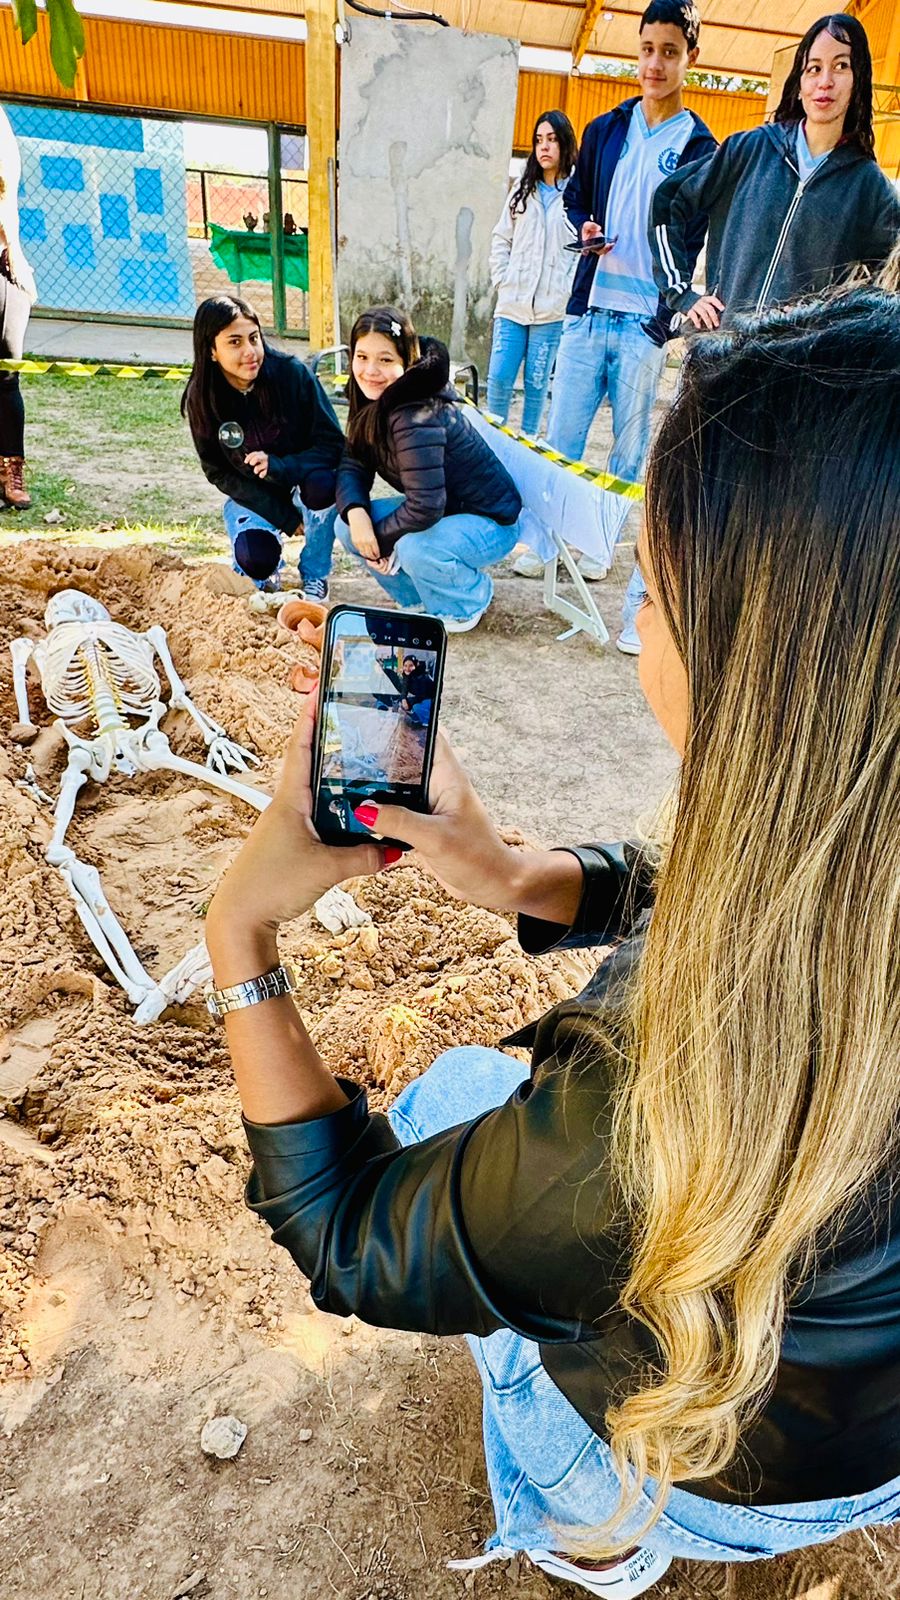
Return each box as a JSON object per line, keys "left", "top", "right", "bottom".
{"left": 199, "top": 1415, "right": 247, "bottom": 1460}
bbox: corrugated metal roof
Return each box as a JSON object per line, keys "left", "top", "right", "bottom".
{"left": 175, "top": 0, "right": 835, "bottom": 76}
{"left": 435, "top": 0, "right": 834, "bottom": 75}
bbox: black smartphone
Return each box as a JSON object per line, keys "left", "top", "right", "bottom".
{"left": 311, "top": 604, "right": 447, "bottom": 849}
{"left": 564, "top": 234, "right": 618, "bottom": 253}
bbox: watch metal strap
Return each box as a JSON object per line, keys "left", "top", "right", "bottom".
{"left": 206, "top": 963, "right": 298, "bottom": 1019}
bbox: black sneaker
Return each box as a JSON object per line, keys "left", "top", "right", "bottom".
{"left": 302, "top": 577, "right": 329, "bottom": 603}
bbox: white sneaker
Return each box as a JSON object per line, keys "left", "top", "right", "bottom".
{"left": 512, "top": 549, "right": 545, "bottom": 579}
{"left": 577, "top": 553, "right": 609, "bottom": 582}
{"left": 616, "top": 622, "right": 642, "bottom": 655}
{"left": 438, "top": 606, "right": 488, "bottom": 634}
{"left": 526, "top": 1544, "right": 672, "bottom": 1597}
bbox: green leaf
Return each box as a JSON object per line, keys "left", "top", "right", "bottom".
{"left": 45, "top": 0, "right": 86, "bottom": 88}
{"left": 11, "top": 0, "right": 39, "bottom": 47}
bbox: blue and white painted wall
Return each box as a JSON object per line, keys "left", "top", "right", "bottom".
{"left": 4, "top": 103, "right": 194, "bottom": 318}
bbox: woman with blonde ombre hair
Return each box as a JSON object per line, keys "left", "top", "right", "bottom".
{"left": 204, "top": 284, "right": 900, "bottom": 1597}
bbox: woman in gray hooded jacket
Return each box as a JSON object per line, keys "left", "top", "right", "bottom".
{"left": 650, "top": 12, "right": 900, "bottom": 332}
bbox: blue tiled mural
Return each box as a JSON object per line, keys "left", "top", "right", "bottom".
{"left": 4, "top": 103, "right": 194, "bottom": 318}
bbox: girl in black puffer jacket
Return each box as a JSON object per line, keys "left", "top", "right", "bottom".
{"left": 335, "top": 306, "right": 522, "bottom": 633}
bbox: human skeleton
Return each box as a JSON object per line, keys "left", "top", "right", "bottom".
{"left": 10, "top": 590, "right": 365, "bottom": 1024}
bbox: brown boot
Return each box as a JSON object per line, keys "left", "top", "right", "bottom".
{"left": 0, "top": 456, "right": 31, "bottom": 510}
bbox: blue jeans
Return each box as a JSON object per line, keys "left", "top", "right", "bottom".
{"left": 407, "top": 698, "right": 432, "bottom": 728}
{"left": 487, "top": 317, "right": 563, "bottom": 437}
{"left": 334, "top": 495, "right": 520, "bottom": 622}
{"left": 388, "top": 1046, "right": 900, "bottom": 1564}
{"left": 546, "top": 309, "right": 665, "bottom": 630}
{"left": 222, "top": 491, "right": 336, "bottom": 590}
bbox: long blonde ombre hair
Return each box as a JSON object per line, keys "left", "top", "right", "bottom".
{"left": 601, "top": 286, "right": 900, "bottom": 1540}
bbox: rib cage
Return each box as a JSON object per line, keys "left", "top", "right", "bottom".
{"left": 36, "top": 622, "right": 162, "bottom": 727}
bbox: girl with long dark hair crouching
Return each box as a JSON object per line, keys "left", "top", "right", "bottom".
{"left": 182, "top": 296, "right": 344, "bottom": 601}
{"left": 334, "top": 305, "right": 523, "bottom": 633}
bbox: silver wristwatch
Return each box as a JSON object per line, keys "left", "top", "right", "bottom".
{"left": 206, "top": 963, "right": 299, "bottom": 1020}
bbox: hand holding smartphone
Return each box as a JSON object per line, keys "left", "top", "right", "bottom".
{"left": 565, "top": 234, "right": 618, "bottom": 254}
{"left": 310, "top": 605, "right": 446, "bottom": 850}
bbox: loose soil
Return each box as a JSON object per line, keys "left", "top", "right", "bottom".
{"left": 0, "top": 543, "right": 895, "bottom": 1600}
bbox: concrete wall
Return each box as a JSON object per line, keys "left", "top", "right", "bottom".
{"left": 337, "top": 18, "right": 518, "bottom": 364}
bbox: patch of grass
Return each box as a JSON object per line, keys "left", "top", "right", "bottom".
{"left": 12, "top": 372, "right": 224, "bottom": 536}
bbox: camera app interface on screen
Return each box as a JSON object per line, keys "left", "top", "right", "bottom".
{"left": 316, "top": 612, "right": 438, "bottom": 839}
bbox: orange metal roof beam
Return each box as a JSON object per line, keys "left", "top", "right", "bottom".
{"left": 570, "top": 2, "right": 809, "bottom": 69}
{"left": 573, "top": 0, "right": 609, "bottom": 66}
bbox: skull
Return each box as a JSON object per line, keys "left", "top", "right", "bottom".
{"left": 45, "top": 590, "right": 112, "bottom": 628}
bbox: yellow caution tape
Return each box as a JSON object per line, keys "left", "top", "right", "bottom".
{"left": 1, "top": 356, "right": 641, "bottom": 498}
{"left": 0, "top": 357, "right": 191, "bottom": 381}
{"left": 476, "top": 409, "right": 643, "bottom": 500}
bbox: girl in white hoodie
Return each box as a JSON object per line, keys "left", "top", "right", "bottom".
{"left": 487, "top": 110, "right": 578, "bottom": 438}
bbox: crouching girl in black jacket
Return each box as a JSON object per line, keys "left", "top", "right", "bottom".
{"left": 182, "top": 296, "right": 344, "bottom": 601}
{"left": 334, "top": 305, "right": 523, "bottom": 633}
{"left": 205, "top": 287, "right": 900, "bottom": 1597}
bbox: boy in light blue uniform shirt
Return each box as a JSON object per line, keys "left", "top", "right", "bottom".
{"left": 533, "top": 0, "right": 715, "bottom": 654}
{"left": 588, "top": 103, "right": 695, "bottom": 316}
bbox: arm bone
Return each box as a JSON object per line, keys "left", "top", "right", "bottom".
{"left": 10, "top": 637, "right": 38, "bottom": 729}
{"left": 145, "top": 625, "right": 259, "bottom": 774}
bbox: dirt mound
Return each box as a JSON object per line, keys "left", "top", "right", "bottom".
{"left": 0, "top": 544, "right": 594, "bottom": 1382}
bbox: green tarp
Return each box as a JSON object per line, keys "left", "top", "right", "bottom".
{"left": 208, "top": 223, "right": 309, "bottom": 291}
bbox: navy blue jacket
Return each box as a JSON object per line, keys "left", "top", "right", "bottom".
{"left": 190, "top": 350, "right": 344, "bottom": 533}
{"left": 564, "top": 96, "right": 717, "bottom": 343}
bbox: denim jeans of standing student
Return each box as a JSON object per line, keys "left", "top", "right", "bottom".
{"left": 487, "top": 317, "right": 564, "bottom": 438}
{"left": 388, "top": 1045, "right": 900, "bottom": 1567}
{"left": 222, "top": 490, "right": 336, "bottom": 591}
{"left": 546, "top": 308, "right": 666, "bottom": 629}
{"left": 334, "top": 495, "right": 520, "bottom": 622}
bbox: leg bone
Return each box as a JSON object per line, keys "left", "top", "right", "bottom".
{"left": 56, "top": 853, "right": 160, "bottom": 1007}
{"left": 46, "top": 744, "right": 160, "bottom": 1007}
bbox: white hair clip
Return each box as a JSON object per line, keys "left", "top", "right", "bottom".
{"left": 391, "top": 320, "right": 401, "bottom": 337}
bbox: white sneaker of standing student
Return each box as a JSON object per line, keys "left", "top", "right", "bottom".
{"left": 616, "top": 620, "right": 642, "bottom": 655}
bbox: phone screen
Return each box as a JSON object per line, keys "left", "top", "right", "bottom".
{"left": 312, "top": 606, "right": 446, "bottom": 847}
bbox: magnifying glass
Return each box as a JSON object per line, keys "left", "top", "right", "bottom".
{"left": 218, "top": 420, "right": 245, "bottom": 450}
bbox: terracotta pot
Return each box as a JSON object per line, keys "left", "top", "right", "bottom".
{"left": 276, "top": 598, "right": 327, "bottom": 637}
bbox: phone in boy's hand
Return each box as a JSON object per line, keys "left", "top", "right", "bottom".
{"left": 310, "top": 604, "right": 447, "bottom": 850}
{"left": 565, "top": 235, "right": 618, "bottom": 253}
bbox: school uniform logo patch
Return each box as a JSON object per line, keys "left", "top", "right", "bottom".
{"left": 658, "top": 147, "right": 681, "bottom": 175}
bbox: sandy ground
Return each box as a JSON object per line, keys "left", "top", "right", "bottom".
{"left": 1, "top": 542, "right": 897, "bottom": 1600}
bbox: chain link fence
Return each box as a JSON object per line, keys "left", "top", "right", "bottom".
{"left": 5, "top": 98, "right": 309, "bottom": 335}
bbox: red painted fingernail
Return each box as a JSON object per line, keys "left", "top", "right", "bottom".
{"left": 353, "top": 803, "right": 379, "bottom": 827}
{"left": 383, "top": 846, "right": 403, "bottom": 865}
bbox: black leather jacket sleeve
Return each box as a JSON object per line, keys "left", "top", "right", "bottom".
{"left": 244, "top": 999, "right": 627, "bottom": 1339}
{"left": 243, "top": 842, "right": 652, "bottom": 1337}
{"left": 517, "top": 842, "right": 656, "bottom": 955}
